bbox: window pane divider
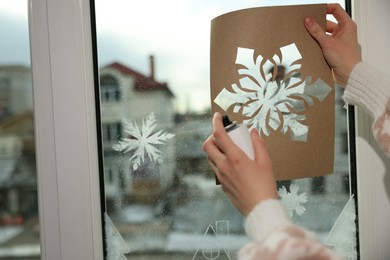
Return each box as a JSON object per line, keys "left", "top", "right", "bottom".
{"left": 29, "top": 0, "right": 103, "bottom": 259}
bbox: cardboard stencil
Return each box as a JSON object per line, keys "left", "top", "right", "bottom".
{"left": 210, "top": 4, "right": 334, "bottom": 180}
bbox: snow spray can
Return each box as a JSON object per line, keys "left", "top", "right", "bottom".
{"left": 216, "top": 115, "right": 255, "bottom": 185}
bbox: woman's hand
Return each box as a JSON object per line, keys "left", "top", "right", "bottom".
{"left": 202, "top": 112, "right": 277, "bottom": 216}
{"left": 304, "top": 3, "right": 362, "bottom": 87}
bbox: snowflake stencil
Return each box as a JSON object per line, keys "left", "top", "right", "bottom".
{"left": 113, "top": 112, "right": 174, "bottom": 171}
{"left": 278, "top": 183, "right": 308, "bottom": 217}
{"left": 214, "top": 43, "right": 332, "bottom": 141}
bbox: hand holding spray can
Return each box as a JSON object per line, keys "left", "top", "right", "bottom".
{"left": 216, "top": 115, "right": 255, "bottom": 185}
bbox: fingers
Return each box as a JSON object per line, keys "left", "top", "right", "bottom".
{"left": 326, "top": 20, "right": 337, "bottom": 34}
{"left": 304, "top": 17, "right": 328, "bottom": 47}
{"left": 305, "top": 4, "right": 351, "bottom": 44}
{"left": 250, "top": 129, "right": 271, "bottom": 166}
{"left": 327, "top": 3, "right": 350, "bottom": 22}
{"left": 211, "top": 112, "right": 239, "bottom": 157}
{"left": 203, "top": 134, "right": 224, "bottom": 165}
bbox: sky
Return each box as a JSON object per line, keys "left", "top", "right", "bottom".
{"left": 0, "top": 1, "right": 30, "bottom": 66}
{"left": 0, "top": 0, "right": 340, "bottom": 113}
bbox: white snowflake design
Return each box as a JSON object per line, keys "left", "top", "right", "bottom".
{"left": 104, "top": 213, "right": 130, "bottom": 260}
{"left": 214, "top": 43, "right": 332, "bottom": 142}
{"left": 278, "top": 183, "right": 308, "bottom": 217}
{"left": 113, "top": 112, "right": 174, "bottom": 171}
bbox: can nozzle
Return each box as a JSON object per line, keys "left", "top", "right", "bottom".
{"left": 222, "top": 115, "right": 236, "bottom": 131}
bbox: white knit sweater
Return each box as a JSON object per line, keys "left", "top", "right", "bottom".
{"left": 344, "top": 62, "right": 390, "bottom": 156}
{"left": 239, "top": 61, "right": 390, "bottom": 260}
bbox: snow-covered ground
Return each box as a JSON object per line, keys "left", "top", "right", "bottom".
{"left": 0, "top": 244, "right": 40, "bottom": 258}
{"left": 0, "top": 226, "right": 40, "bottom": 258}
{"left": 0, "top": 226, "right": 23, "bottom": 244}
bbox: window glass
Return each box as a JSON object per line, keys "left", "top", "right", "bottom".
{"left": 94, "top": 1, "right": 357, "bottom": 259}
{"left": 0, "top": 1, "right": 40, "bottom": 259}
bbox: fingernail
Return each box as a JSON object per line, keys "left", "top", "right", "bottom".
{"left": 304, "top": 17, "right": 313, "bottom": 27}
{"left": 251, "top": 128, "right": 259, "bottom": 137}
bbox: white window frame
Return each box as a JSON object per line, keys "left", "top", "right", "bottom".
{"left": 29, "top": 0, "right": 390, "bottom": 259}
{"left": 29, "top": 0, "right": 103, "bottom": 259}
{"left": 353, "top": 1, "right": 390, "bottom": 259}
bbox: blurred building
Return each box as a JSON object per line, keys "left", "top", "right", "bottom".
{"left": 0, "top": 65, "right": 36, "bottom": 225}
{"left": 99, "top": 57, "right": 176, "bottom": 211}
{"left": 0, "top": 65, "right": 33, "bottom": 120}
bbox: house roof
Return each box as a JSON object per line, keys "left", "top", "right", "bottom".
{"left": 103, "top": 62, "right": 174, "bottom": 97}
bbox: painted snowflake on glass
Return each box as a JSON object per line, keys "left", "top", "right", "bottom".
{"left": 278, "top": 183, "right": 308, "bottom": 217}
{"left": 214, "top": 43, "right": 332, "bottom": 142}
{"left": 325, "top": 196, "right": 357, "bottom": 259}
{"left": 113, "top": 112, "right": 174, "bottom": 171}
{"left": 104, "top": 213, "right": 130, "bottom": 260}
{"left": 193, "top": 221, "right": 231, "bottom": 260}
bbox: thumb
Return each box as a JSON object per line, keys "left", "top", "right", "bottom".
{"left": 304, "top": 17, "right": 327, "bottom": 47}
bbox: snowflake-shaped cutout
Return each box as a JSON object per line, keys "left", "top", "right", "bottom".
{"left": 278, "top": 183, "right": 308, "bottom": 217}
{"left": 113, "top": 112, "right": 174, "bottom": 171}
{"left": 214, "top": 43, "right": 332, "bottom": 142}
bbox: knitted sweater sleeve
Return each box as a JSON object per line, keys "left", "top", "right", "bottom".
{"left": 238, "top": 199, "right": 343, "bottom": 260}
{"left": 343, "top": 61, "right": 390, "bottom": 155}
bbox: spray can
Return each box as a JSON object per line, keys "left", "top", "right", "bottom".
{"left": 222, "top": 115, "right": 255, "bottom": 160}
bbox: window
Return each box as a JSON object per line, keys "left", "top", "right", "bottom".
{"left": 100, "top": 75, "right": 121, "bottom": 102}
{"left": 21, "top": 0, "right": 390, "bottom": 258}
{"left": 0, "top": 1, "right": 40, "bottom": 258}
{"left": 93, "top": 0, "right": 359, "bottom": 259}
{"left": 102, "top": 122, "right": 121, "bottom": 142}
